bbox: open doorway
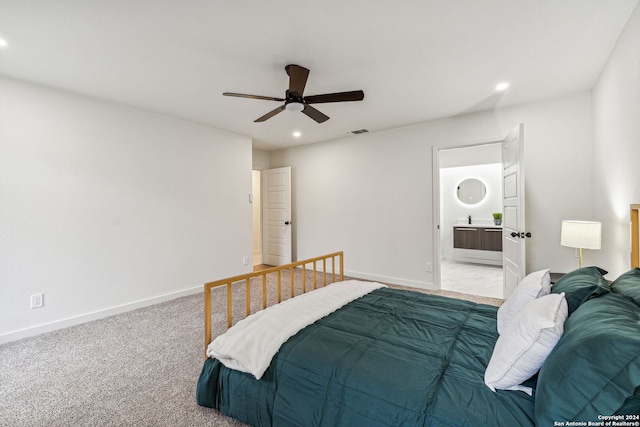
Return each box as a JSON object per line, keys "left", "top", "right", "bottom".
{"left": 438, "top": 144, "right": 504, "bottom": 299}
{"left": 251, "top": 170, "right": 262, "bottom": 266}
{"left": 252, "top": 167, "right": 293, "bottom": 269}
{"left": 632, "top": 204, "right": 640, "bottom": 268}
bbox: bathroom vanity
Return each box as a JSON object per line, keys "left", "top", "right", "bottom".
{"left": 453, "top": 225, "right": 503, "bottom": 266}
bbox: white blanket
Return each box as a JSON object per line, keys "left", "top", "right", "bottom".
{"left": 207, "top": 279, "right": 386, "bottom": 379}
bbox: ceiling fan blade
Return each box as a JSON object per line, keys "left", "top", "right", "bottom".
{"left": 302, "top": 105, "right": 329, "bottom": 123}
{"left": 304, "top": 90, "right": 364, "bottom": 104}
{"left": 255, "top": 105, "right": 285, "bottom": 122}
{"left": 223, "top": 92, "right": 285, "bottom": 102}
{"left": 286, "top": 65, "right": 310, "bottom": 96}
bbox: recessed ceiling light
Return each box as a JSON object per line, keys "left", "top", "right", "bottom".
{"left": 0, "top": 38, "right": 8, "bottom": 48}
{"left": 292, "top": 131, "right": 301, "bottom": 138}
{"left": 495, "top": 82, "right": 510, "bottom": 91}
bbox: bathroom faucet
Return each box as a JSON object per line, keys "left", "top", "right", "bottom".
{"left": 468, "top": 215, "right": 472, "bottom": 224}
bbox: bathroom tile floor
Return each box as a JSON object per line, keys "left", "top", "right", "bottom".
{"left": 440, "top": 260, "right": 504, "bottom": 299}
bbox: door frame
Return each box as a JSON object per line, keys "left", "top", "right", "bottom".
{"left": 251, "top": 169, "right": 263, "bottom": 266}
{"left": 432, "top": 136, "right": 516, "bottom": 292}
{"left": 632, "top": 204, "right": 640, "bottom": 268}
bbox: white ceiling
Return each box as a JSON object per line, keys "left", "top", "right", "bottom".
{"left": 0, "top": 1, "right": 637, "bottom": 150}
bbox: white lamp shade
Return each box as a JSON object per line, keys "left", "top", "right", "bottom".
{"left": 561, "top": 220, "right": 602, "bottom": 250}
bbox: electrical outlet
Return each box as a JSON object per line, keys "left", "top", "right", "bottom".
{"left": 243, "top": 256, "right": 249, "bottom": 265}
{"left": 30, "top": 293, "right": 44, "bottom": 309}
{"left": 426, "top": 263, "right": 433, "bottom": 272}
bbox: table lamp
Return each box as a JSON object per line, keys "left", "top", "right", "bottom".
{"left": 560, "top": 220, "right": 602, "bottom": 268}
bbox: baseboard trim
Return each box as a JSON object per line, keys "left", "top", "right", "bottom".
{"left": 344, "top": 269, "right": 436, "bottom": 290}
{"left": 291, "top": 265, "right": 434, "bottom": 290}
{"left": 0, "top": 285, "right": 203, "bottom": 345}
{"left": 1, "top": 270, "right": 434, "bottom": 345}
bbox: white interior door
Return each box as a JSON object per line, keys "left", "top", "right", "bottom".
{"left": 262, "top": 167, "right": 292, "bottom": 266}
{"left": 502, "top": 124, "right": 525, "bottom": 298}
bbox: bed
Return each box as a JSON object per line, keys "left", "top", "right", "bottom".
{"left": 196, "top": 252, "right": 640, "bottom": 426}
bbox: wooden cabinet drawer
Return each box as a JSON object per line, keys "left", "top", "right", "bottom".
{"left": 454, "top": 227, "right": 482, "bottom": 249}
{"left": 453, "top": 226, "right": 502, "bottom": 251}
{"left": 481, "top": 228, "right": 503, "bottom": 251}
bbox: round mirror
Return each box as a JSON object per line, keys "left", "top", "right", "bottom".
{"left": 456, "top": 178, "right": 486, "bottom": 205}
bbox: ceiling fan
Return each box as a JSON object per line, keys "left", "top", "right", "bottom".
{"left": 223, "top": 64, "right": 364, "bottom": 123}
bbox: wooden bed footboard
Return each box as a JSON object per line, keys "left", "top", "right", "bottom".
{"left": 204, "top": 251, "right": 344, "bottom": 356}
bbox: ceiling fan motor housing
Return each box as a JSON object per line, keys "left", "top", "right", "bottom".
{"left": 284, "top": 90, "right": 305, "bottom": 111}
{"left": 223, "top": 64, "right": 364, "bottom": 123}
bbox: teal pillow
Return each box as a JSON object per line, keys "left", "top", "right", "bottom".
{"left": 611, "top": 268, "right": 640, "bottom": 306}
{"left": 551, "top": 266, "right": 609, "bottom": 314}
{"left": 535, "top": 293, "right": 640, "bottom": 424}
{"left": 617, "top": 387, "right": 640, "bottom": 415}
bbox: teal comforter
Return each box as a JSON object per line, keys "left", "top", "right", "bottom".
{"left": 196, "top": 288, "right": 535, "bottom": 426}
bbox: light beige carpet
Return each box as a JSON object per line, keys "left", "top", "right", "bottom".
{"left": 0, "top": 272, "right": 501, "bottom": 426}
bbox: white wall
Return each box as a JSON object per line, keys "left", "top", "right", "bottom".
{"left": 252, "top": 147, "right": 271, "bottom": 171}
{"left": 6, "top": 2, "right": 636, "bottom": 340}
{"left": 439, "top": 143, "right": 502, "bottom": 169}
{"left": 592, "top": 2, "right": 640, "bottom": 278}
{"left": 271, "top": 92, "right": 593, "bottom": 288}
{"left": 0, "top": 77, "right": 253, "bottom": 342}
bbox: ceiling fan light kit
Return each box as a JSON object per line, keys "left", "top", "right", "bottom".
{"left": 223, "top": 64, "right": 364, "bottom": 123}
{"left": 285, "top": 101, "right": 304, "bottom": 112}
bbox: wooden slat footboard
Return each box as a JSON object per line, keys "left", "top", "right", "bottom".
{"left": 204, "top": 251, "right": 344, "bottom": 357}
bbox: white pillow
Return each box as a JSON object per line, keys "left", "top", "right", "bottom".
{"left": 484, "top": 292, "right": 568, "bottom": 395}
{"left": 497, "top": 269, "right": 551, "bottom": 334}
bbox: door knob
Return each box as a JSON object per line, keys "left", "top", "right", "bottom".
{"left": 284, "top": 221, "right": 291, "bottom": 225}
{"left": 510, "top": 231, "right": 531, "bottom": 238}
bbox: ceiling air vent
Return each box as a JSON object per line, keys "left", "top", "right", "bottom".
{"left": 350, "top": 129, "right": 369, "bottom": 135}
